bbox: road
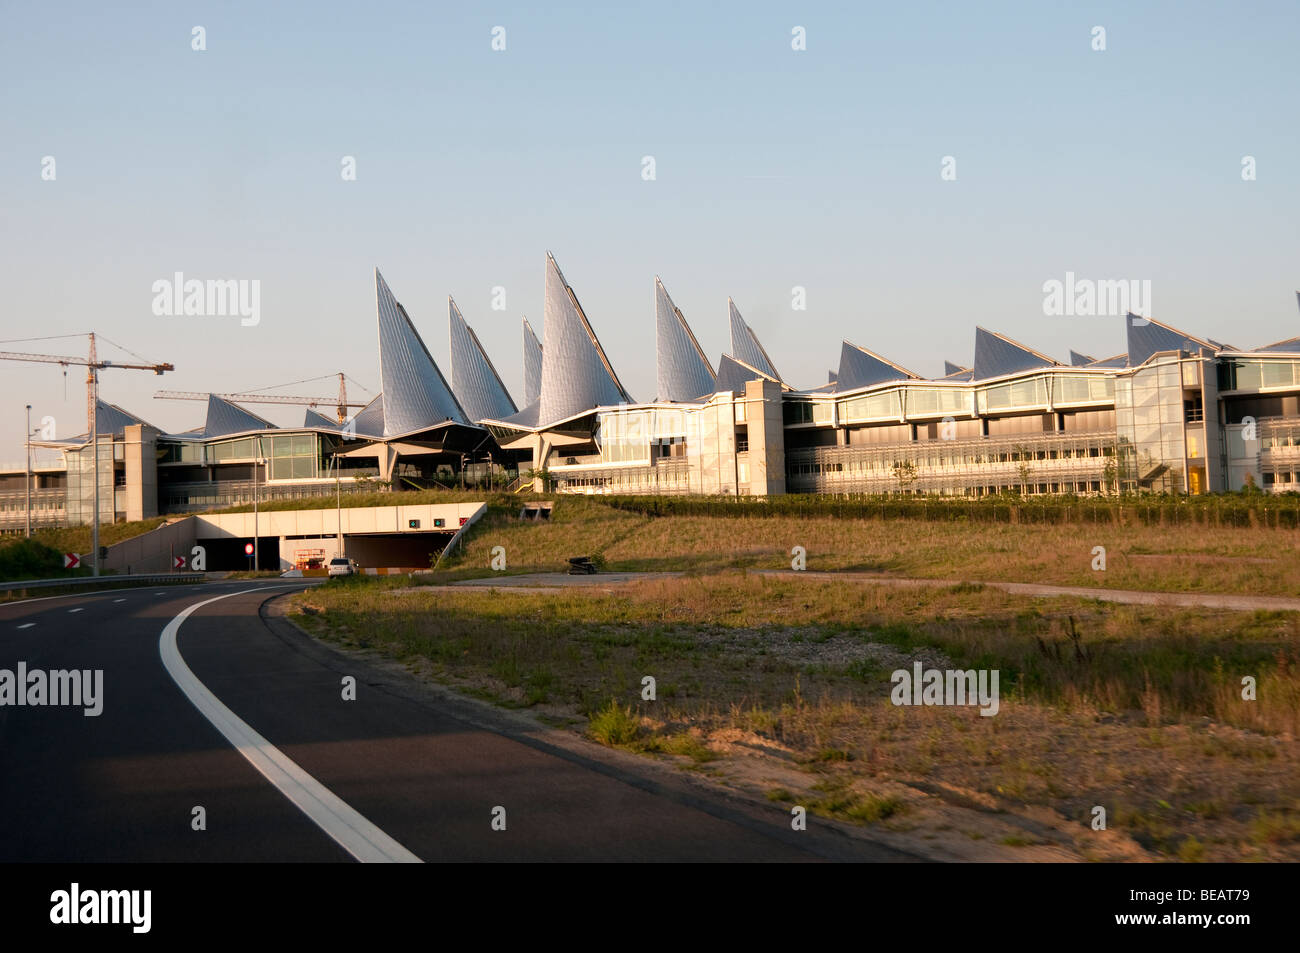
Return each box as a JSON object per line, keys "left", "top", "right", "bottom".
{"left": 0, "top": 580, "right": 917, "bottom": 862}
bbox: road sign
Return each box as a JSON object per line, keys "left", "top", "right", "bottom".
{"left": 244, "top": 543, "right": 255, "bottom": 556}
{"left": 174, "top": 555, "right": 186, "bottom": 569}
{"left": 63, "top": 553, "right": 80, "bottom": 569}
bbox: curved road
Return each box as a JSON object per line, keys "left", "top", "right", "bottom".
{"left": 0, "top": 581, "right": 917, "bottom": 862}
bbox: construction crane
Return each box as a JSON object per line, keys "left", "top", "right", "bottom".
{"left": 0, "top": 332, "right": 174, "bottom": 576}
{"left": 155, "top": 373, "right": 363, "bottom": 422}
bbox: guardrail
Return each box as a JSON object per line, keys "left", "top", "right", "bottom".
{"left": 0, "top": 572, "right": 205, "bottom": 595}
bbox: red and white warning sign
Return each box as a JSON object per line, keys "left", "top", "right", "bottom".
{"left": 63, "top": 553, "right": 80, "bottom": 569}
{"left": 174, "top": 555, "right": 186, "bottom": 569}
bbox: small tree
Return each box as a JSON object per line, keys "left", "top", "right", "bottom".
{"left": 892, "top": 459, "right": 917, "bottom": 493}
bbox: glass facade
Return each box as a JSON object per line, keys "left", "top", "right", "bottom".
{"left": 64, "top": 442, "right": 115, "bottom": 524}
{"left": 1217, "top": 357, "right": 1300, "bottom": 392}
{"left": 1115, "top": 359, "right": 1189, "bottom": 493}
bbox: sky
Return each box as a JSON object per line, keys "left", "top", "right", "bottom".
{"left": 1, "top": 1, "right": 1298, "bottom": 462}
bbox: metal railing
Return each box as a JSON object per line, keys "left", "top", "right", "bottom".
{"left": 0, "top": 571, "right": 204, "bottom": 594}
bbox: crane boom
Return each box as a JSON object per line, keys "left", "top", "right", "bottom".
{"left": 155, "top": 377, "right": 362, "bottom": 422}
{"left": 0, "top": 332, "right": 172, "bottom": 578}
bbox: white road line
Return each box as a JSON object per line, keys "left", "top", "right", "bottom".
{"left": 155, "top": 592, "right": 165, "bottom": 596}
{"left": 68, "top": 608, "right": 84, "bottom": 613}
{"left": 114, "top": 598, "right": 127, "bottom": 603}
{"left": 17, "top": 623, "right": 35, "bottom": 629}
{"left": 158, "top": 589, "right": 421, "bottom": 864}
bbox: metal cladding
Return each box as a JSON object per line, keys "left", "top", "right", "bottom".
{"left": 1126, "top": 313, "right": 1215, "bottom": 367}
{"left": 972, "top": 327, "right": 1057, "bottom": 380}
{"left": 727, "top": 298, "right": 781, "bottom": 381}
{"left": 1253, "top": 335, "right": 1300, "bottom": 354}
{"left": 1069, "top": 350, "right": 1095, "bottom": 367}
{"left": 350, "top": 393, "right": 386, "bottom": 437}
{"left": 655, "top": 277, "right": 716, "bottom": 402}
{"left": 449, "top": 297, "right": 517, "bottom": 423}
{"left": 1086, "top": 354, "right": 1129, "bottom": 368}
{"left": 93, "top": 400, "right": 153, "bottom": 438}
{"left": 373, "top": 268, "right": 468, "bottom": 437}
{"left": 714, "top": 354, "right": 777, "bottom": 395}
{"left": 522, "top": 317, "right": 543, "bottom": 407}
{"left": 537, "top": 253, "right": 631, "bottom": 425}
{"left": 836, "top": 342, "right": 919, "bottom": 391}
{"left": 202, "top": 394, "right": 273, "bottom": 438}
{"left": 303, "top": 409, "right": 339, "bottom": 429}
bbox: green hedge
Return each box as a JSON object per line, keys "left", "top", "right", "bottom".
{"left": 0, "top": 538, "right": 66, "bottom": 582}
{"left": 595, "top": 492, "right": 1300, "bottom": 528}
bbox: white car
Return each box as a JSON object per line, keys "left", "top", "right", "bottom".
{"left": 327, "top": 557, "right": 358, "bottom": 578}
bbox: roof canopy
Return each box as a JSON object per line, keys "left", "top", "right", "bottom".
{"left": 655, "top": 277, "right": 717, "bottom": 401}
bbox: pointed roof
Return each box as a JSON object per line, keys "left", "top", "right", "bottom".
{"left": 727, "top": 298, "right": 781, "bottom": 381}
{"left": 972, "top": 327, "right": 1058, "bottom": 380}
{"left": 828, "top": 370, "right": 838, "bottom": 384}
{"left": 373, "top": 268, "right": 468, "bottom": 437}
{"left": 835, "top": 341, "right": 920, "bottom": 391}
{"left": 350, "top": 393, "right": 386, "bottom": 437}
{"left": 655, "top": 277, "right": 717, "bottom": 401}
{"left": 93, "top": 400, "right": 154, "bottom": 438}
{"left": 1251, "top": 335, "right": 1300, "bottom": 354}
{"left": 304, "top": 409, "right": 339, "bottom": 429}
{"left": 943, "top": 361, "right": 967, "bottom": 377}
{"left": 522, "top": 317, "right": 543, "bottom": 407}
{"left": 1086, "top": 353, "right": 1129, "bottom": 368}
{"left": 714, "top": 354, "right": 783, "bottom": 396}
{"left": 448, "top": 297, "right": 517, "bottom": 423}
{"left": 1069, "top": 350, "right": 1095, "bottom": 367}
{"left": 1125, "top": 313, "right": 1216, "bottom": 367}
{"left": 201, "top": 394, "right": 274, "bottom": 438}
{"left": 537, "top": 253, "right": 631, "bottom": 425}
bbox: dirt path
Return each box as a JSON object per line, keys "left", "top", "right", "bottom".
{"left": 404, "top": 570, "right": 1300, "bottom": 612}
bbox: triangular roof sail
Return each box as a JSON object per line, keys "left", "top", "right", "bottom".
{"left": 373, "top": 268, "right": 468, "bottom": 437}
{"left": 655, "top": 277, "right": 717, "bottom": 401}
{"left": 943, "top": 361, "right": 967, "bottom": 377}
{"left": 1251, "top": 335, "right": 1300, "bottom": 354}
{"left": 972, "top": 327, "right": 1057, "bottom": 380}
{"left": 1126, "top": 313, "right": 1216, "bottom": 366}
{"left": 202, "top": 394, "right": 274, "bottom": 438}
{"left": 1087, "top": 353, "right": 1129, "bottom": 368}
{"left": 449, "top": 297, "right": 517, "bottom": 423}
{"left": 727, "top": 298, "right": 781, "bottom": 381}
{"left": 350, "top": 393, "right": 386, "bottom": 437}
{"left": 522, "top": 317, "right": 543, "bottom": 407}
{"left": 1069, "top": 350, "right": 1095, "bottom": 367}
{"left": 537, "top": 253, "right": 631, "bottom": 425}
{"left": 836, "top": 341, "right": 920, "bottom": 391}
{"left": 304, "top": 409, "right": 339, "bottom": 429}
{"left": 93, "top": 400, "right": 154, "bottom": 438}
{"left": 714, "top": 354, "right": 781, "bottom": 396}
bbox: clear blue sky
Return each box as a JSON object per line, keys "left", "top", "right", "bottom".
{"left": 2, "top": 1, "right": 1297, "bottom": 458}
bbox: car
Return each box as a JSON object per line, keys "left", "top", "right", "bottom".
{"left": 327, "top": 556, "right": 358, "bottom": 578}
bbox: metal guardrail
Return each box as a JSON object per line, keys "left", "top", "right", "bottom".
{"left": 0, "top": 572, "right": 204, "bottom": 594}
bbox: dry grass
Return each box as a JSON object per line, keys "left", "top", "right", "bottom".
{"left": 292, "top": 571, "right": 1300, "bottom": 858}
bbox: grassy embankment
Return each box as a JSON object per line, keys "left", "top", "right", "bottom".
{"left": 290, "top": 495, "right": 1300, "bottom": 860}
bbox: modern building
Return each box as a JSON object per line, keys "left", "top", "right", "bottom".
{"left": 3, "top": 258, "right": 1298, "bottom": 532}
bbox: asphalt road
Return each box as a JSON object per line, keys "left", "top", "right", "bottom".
{"left": 0, "top": 581, "right": 918, "bottom": 862}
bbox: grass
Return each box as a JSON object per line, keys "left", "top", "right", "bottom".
{"left": 290, "top": 568, "right": 1300, "bottom": 858}
{"left": 431, "top": 495, "right": 1300, "bottom": 597}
